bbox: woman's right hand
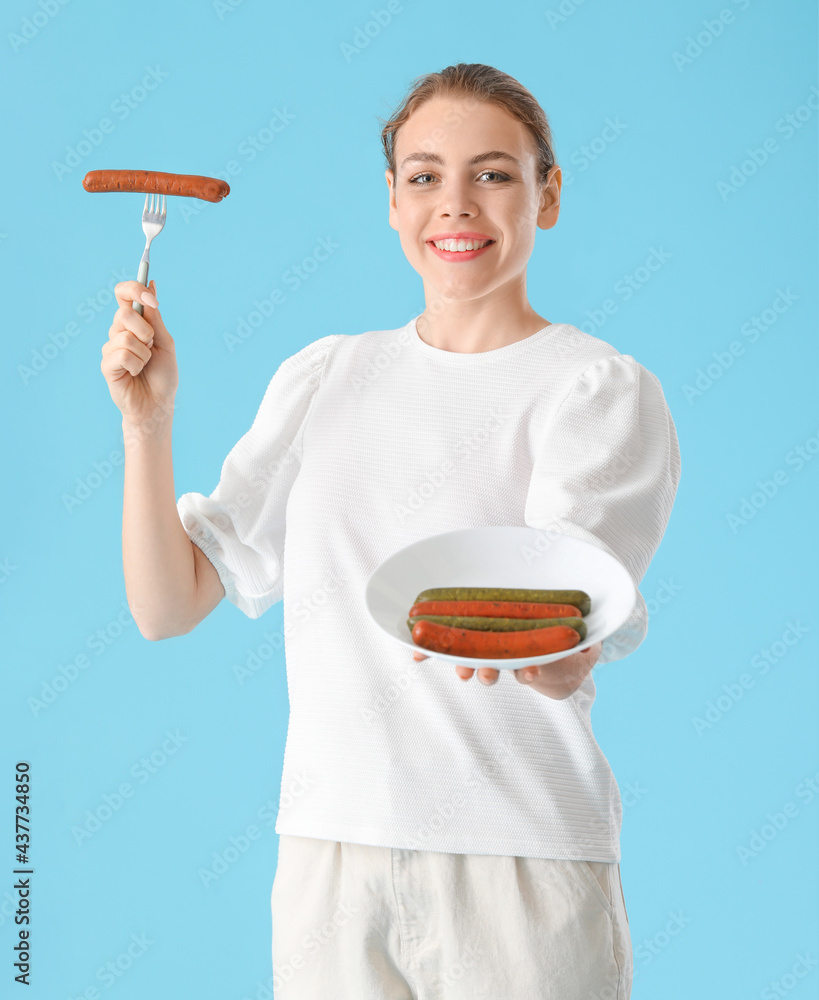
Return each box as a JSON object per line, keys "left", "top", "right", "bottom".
{"left": 101, "top": 279, "right": 179, "bottom": 422}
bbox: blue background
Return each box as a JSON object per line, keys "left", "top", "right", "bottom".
{"left": 2, "top": 0, "right": 817, "bottom": 997}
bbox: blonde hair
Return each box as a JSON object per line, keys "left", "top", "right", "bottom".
{"left": 379, "top": 62, "right": 558, "bottom": 184}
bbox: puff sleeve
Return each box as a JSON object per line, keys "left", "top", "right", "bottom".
{"left": 176, "top": 335, "right": 337, "bottom": 620}
{"left": 524, "top": 354, "right": 681, "bottom": 664}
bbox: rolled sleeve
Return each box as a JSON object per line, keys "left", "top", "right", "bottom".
{"left": 176, "top": 336, "right": 337, "bottom": 619}
{"left": 524, "top": 353, "right": 681, "bottom": 663}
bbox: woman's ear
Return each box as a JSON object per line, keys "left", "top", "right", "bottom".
{"left": 537, "top": 164, "right": 562, "bottom": 231}
{"left": 386, "top": 169, "right": 399, "bottom": 231}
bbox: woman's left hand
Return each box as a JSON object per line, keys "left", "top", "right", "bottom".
{"left": 413, "top": 640, "right": 604, "bottom": 699}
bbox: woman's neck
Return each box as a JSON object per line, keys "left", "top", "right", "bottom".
{"left": 415, "top": 301, "right": 551, "bottom": 354}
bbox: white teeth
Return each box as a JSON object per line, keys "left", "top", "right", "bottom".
{"left": 431, "top": 239, "right": 492, "bottom": 252}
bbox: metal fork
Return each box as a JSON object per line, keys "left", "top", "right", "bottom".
{"left": 133, "top": 192, "right": 167, "bottom": 315}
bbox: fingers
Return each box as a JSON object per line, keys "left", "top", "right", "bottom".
{"left": 109, "top": 301, "right": 155, "bottom": 345}
{"left": 415, "top": 653, "right": 501, "bottom": 685}
{"left": 142, "top": 281, "right": 158, "bottom": 308}
{"left": 114, "top": 280, "right": 155, "bottom": 312}
{"left": 455, "top": 666, "right": 500, "bottom": 684}
{"left": 102, "top": 331, "right": 152, "bottom": 363}
{"left": 100, "top": 332, "right": 152, "bottom": 377}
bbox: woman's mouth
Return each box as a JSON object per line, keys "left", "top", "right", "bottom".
{"left": 426, "top": 238, "right": 496, "bottom": 261}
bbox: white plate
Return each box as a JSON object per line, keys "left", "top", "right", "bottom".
{"left": 364, "top": 526, "right": 635, "bottom": 668}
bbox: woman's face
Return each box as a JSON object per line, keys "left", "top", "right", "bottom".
{"left": 386, "top": 95, "right": 561, "bottom": 305}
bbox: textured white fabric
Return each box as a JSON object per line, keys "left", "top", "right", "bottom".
{"left": 270, "top": 835, "right": 632, "bottom": 998}
{"left": 177, "top": 315, "right": 681, "bottom": 861}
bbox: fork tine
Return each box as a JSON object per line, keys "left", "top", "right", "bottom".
{"left": 139, "top": 191, "right": 168, "bottom": 220}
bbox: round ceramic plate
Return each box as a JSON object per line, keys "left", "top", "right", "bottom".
{"left": 363, "top": 526, "right": 636, "bottom": 668}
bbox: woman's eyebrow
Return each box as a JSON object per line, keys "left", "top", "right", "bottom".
{"left": 398, "top": 150, "right": 522, "bottom": 171}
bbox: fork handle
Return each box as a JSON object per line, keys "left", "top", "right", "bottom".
{"left": 133, "top": 258, "right": 149, "bottom": 316}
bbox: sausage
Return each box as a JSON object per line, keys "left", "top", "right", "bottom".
{"left": 411, "top": 620, "right": 581, "bottom": 659}
{"left": 409, "top": 600, "right": 582, "bottom": 619}
{"left": 82, "top": 170, "right": 230, "bottom": 203}
{"left": 408, "top": 615, "right": 587, "bottom": 640}
{"left": 413, "top": 587, "right": 591, "bottom": 617}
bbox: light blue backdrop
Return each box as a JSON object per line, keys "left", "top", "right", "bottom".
{"left": 2, "top": 0, "right": 817, "bottom": 997}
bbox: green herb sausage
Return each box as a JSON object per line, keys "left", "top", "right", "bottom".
{"left": 413, "top": 588, "right": 591, "bottom": 617}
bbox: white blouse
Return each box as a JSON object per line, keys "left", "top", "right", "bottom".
{"left": 177, "top": 315, "right": 681, "bottom": 860}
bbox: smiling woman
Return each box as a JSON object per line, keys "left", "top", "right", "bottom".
{"left": 263, "top": 63, "right": 678, "bottom": 1000}
{"left": 270, "top": 63, "right": 680, "bottom": 1000}
{"left": 379, "top": 63, "right": 564, "bottom": 354}
{"left": 103, "top": 59, "right": 678, "bottom": 1000}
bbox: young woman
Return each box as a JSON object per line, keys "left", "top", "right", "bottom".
{"left": 101, "top": 63, "right": 680, "bottom": 999}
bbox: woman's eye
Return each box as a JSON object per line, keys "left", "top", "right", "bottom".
{"left": 407, "top": 170, "right": 509, "bottom": 185}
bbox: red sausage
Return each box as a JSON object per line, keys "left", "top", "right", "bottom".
{"left": 412, "top": 620, "right": 581, "bottom": 659}
{"left": 82, "top": 170, "right": 230, "bottom": 202}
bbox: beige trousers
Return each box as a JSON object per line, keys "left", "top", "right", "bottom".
{"left": 270, "top": 834, "right": 632, "bottom": 999}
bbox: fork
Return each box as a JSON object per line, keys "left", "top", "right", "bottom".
{"left": 132, "top": 192, "right": 166, "bottom": 316}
